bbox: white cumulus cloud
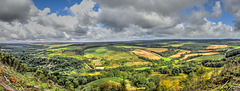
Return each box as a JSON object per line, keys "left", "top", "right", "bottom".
{"left": 0, "top": 0, "right": 239, "bottom": 42}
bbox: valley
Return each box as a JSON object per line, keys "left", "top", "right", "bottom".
{"left": 1, "top": 39, "right": 240, "bottom": 90}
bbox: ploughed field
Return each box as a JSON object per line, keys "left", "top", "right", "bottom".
{"left": 2, "top": 40, "right": 240, "bottom": 90}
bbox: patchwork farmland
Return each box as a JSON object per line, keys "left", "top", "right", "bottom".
{"left": 1, "top": 39, "right": 240, "bottom": 90}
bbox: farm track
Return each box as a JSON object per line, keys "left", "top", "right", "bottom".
{"left": 86, "top": 63, "right": 92, "bottom": 69}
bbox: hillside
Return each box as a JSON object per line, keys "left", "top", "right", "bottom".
{"left": 0, "top": 51, "right": 66, "bottom": 91}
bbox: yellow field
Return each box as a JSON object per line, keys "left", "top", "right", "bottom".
{"left": 62, "top": 51, "right": 75, "bottom": 55}
{"left": 165, "top": 42, "right": 195, "bottom": 47}
{"left": 226, "top": 49, "right": 233, "bottom": 53}
{"left": 46, "top": 44, "right": 73, "bottom": 48}
{"left": 206, "top": 45, "right": 228, "bottom": 49}
{"left": 180, "top": 52, "right": 219, "bottom": 60}
{"left": 169, "top": 41, "right": 182, "bottom": 43}
{"left": 80, "top": 72, "right": 101, "bottom": 76}
{"left": 65, "top": 46, "right": 83, "bottom": 49}
{"left": 49, "top": 51, "right": 76, "bottom": 56}
{"left": 145, "top": 48, "right": 168, "bottom": 53}
{"left": 124, "top": 62, "right": 151, "bottom": 66}
{"left": 132, "top": 49, "right": 161, "bottom": 60}
{"left": 198, "top": 50, "right": 212, "bottom": 52}
{"left": 92, "top": 60, "right": 102, "bottom": 66}
{"left": 169, "top": 50, "right": 191, "bottom": 58}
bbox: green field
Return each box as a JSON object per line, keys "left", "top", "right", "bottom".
{"left": 85, "top": 47, "right": 108, "bottom": 56}
{"left": 190, "top": 54, "right": 225, "bottom": 61}
{"left": 230, "top": 46, "right": 240, "bottom": 49}
{"left": 161, "top": 57, "right": 172, "bottom": 61}
{"left": 135, "top": 67, "right": 151, "bottom": 70}
{"left": 84, "top": 77, "right": 122, "bottom": 91}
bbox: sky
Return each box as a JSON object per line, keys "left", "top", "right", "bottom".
{"left": 0, "top": 0, "right": 240, "bottom": 42}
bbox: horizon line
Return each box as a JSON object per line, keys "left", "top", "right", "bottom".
{"left": 0, "top": 38, "right": 239, "bottom": 43}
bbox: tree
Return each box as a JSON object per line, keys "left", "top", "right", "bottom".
{"left": 65, "top": 80, "right": 74, "bottom": 91}
{"left": 157, "top": 80, "right": 173, "bottom": 91}
{"left": 98, "top": 81, "right": 122, "bottom": 91}
{"left": 130, "top": 72, "right": 147, "bottom": 87}
{"left": 78, "top": 77, "right": 87, "bottom": 85}
{"left": 171, "top": 67, "right": 180, "bottom": 76}
{"left": 121, "top": 75, "right": 127, "bottom": 91}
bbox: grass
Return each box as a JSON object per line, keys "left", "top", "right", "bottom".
{"left": 180, "top": 52, "right": 220, "bottom": 60}
{"left": 169, "top": 50, "right": 191, "bottom": 58}
{"left": 163, "top": 42, "right": 196, "bottom": 47}
{"left": 84, "top": 47, "right": 108, "bottom": 56}
{"left": 103, "top": 51, "right": 139, "bottom": 61}
{"left": 46, "top": 44, "right": 73, "bottom": 49}
{"left": 169, "top": 73, "right": 188, "bottom": 81}
{"left": 124, "top": 62, "right": 150, "bottom": 67}
{"left": 135, "top": 67, "right": 151, "bottom": 70}
{"left": 174, "top": 60, "right": 179, "bottom": 63}
{"left": 114, "top": 46, "right": 145, "bottom": 49}
{"left": 84, "top": 47, "right": 146, "bottom": 68}
{"left": 67, "top": 55, "right": 86, "bottom": 60}
{"left": 206, "top": 45, "right": 228, "bottom": 49}
{"left": 80, "top": 72, "right": 101, "bottom": 76}
{"left": 132, "top": 49, "right": 161, "bottom": 60}
{"left": 62, "top": 51, "right": 75, "bottom": 55}
{"left": 198, "top": 50, "right": 212, "bottom": 52}
{"left": 85, "top": 50, "right": 146, "bottom": 68}
{"left": 147, "top": 73, "right": 187, "bottom": 81}
{"left": 145, "top": 48, "right": 168, "bottom": 53}
{"left": 106, "top": 46, "right": 124, "bottom": 51}
{"left": 47, "top": 48, "right": 73, "bottom": 52}
{"left": 230, "top": 46, "right": 240, "bottom": 49}
{"left": 190, "top": 55, "right": 225, "bottom": 61}
{"left": 161, "top": 57, "right": 172, "bottom": 61}
{"left": 0, "top": 62, "right": 66, "bottom": 90}
{"left": 84, "top": 46, "right": 125, "bottom": 57}
{"left": 48, "top": 51, "right": 86, "bottom": 60}
{"left": 85, "top": 77, "right": 122, "bottom": 90}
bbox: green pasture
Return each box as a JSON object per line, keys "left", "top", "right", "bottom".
{"left": 85, "top": 77, "right": 122, "bottom": 91}
{"left": 135, "top": 67, "right": 151, "bottom": 70}
{"left": 84, "top": 47, "right": 108, "bottom": 56}
{"left": 230, "top": 46, "right": 240, "bottom": 49}
{"left": 190, "top": 55, "right": 225, "bottom": 61}
{"left": 161, "top": 57, "right": 172, "bottom": 61}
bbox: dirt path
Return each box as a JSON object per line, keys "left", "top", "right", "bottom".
{"left": 86, "top": 63, "right": 92, "bottom": 69}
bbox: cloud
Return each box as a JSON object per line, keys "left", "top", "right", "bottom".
{"left": 94, "top": 0, "right": 237, "bottom": 40}
{"left": 185, "top": 11, "right": 209, "bottom": 25}
{"left": 0, "top": 0, "right": 99, "bottom": 42}
{"left": 222, "top": 0, "right": 240, "bottom": 30}
{"left": 0, "top": 0, "right": 33, "bottom": 22}
{"left": 0, "top": 0, "right": 239, "bottom": 42}
{"left": 69, "top": 0, "right": 99, "bottom": 26}
{"left": 96, "top": 0, "right": 207, "bottom": 31}
{"left": 212, "top": 1, "right": 222, "bottom": 18}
